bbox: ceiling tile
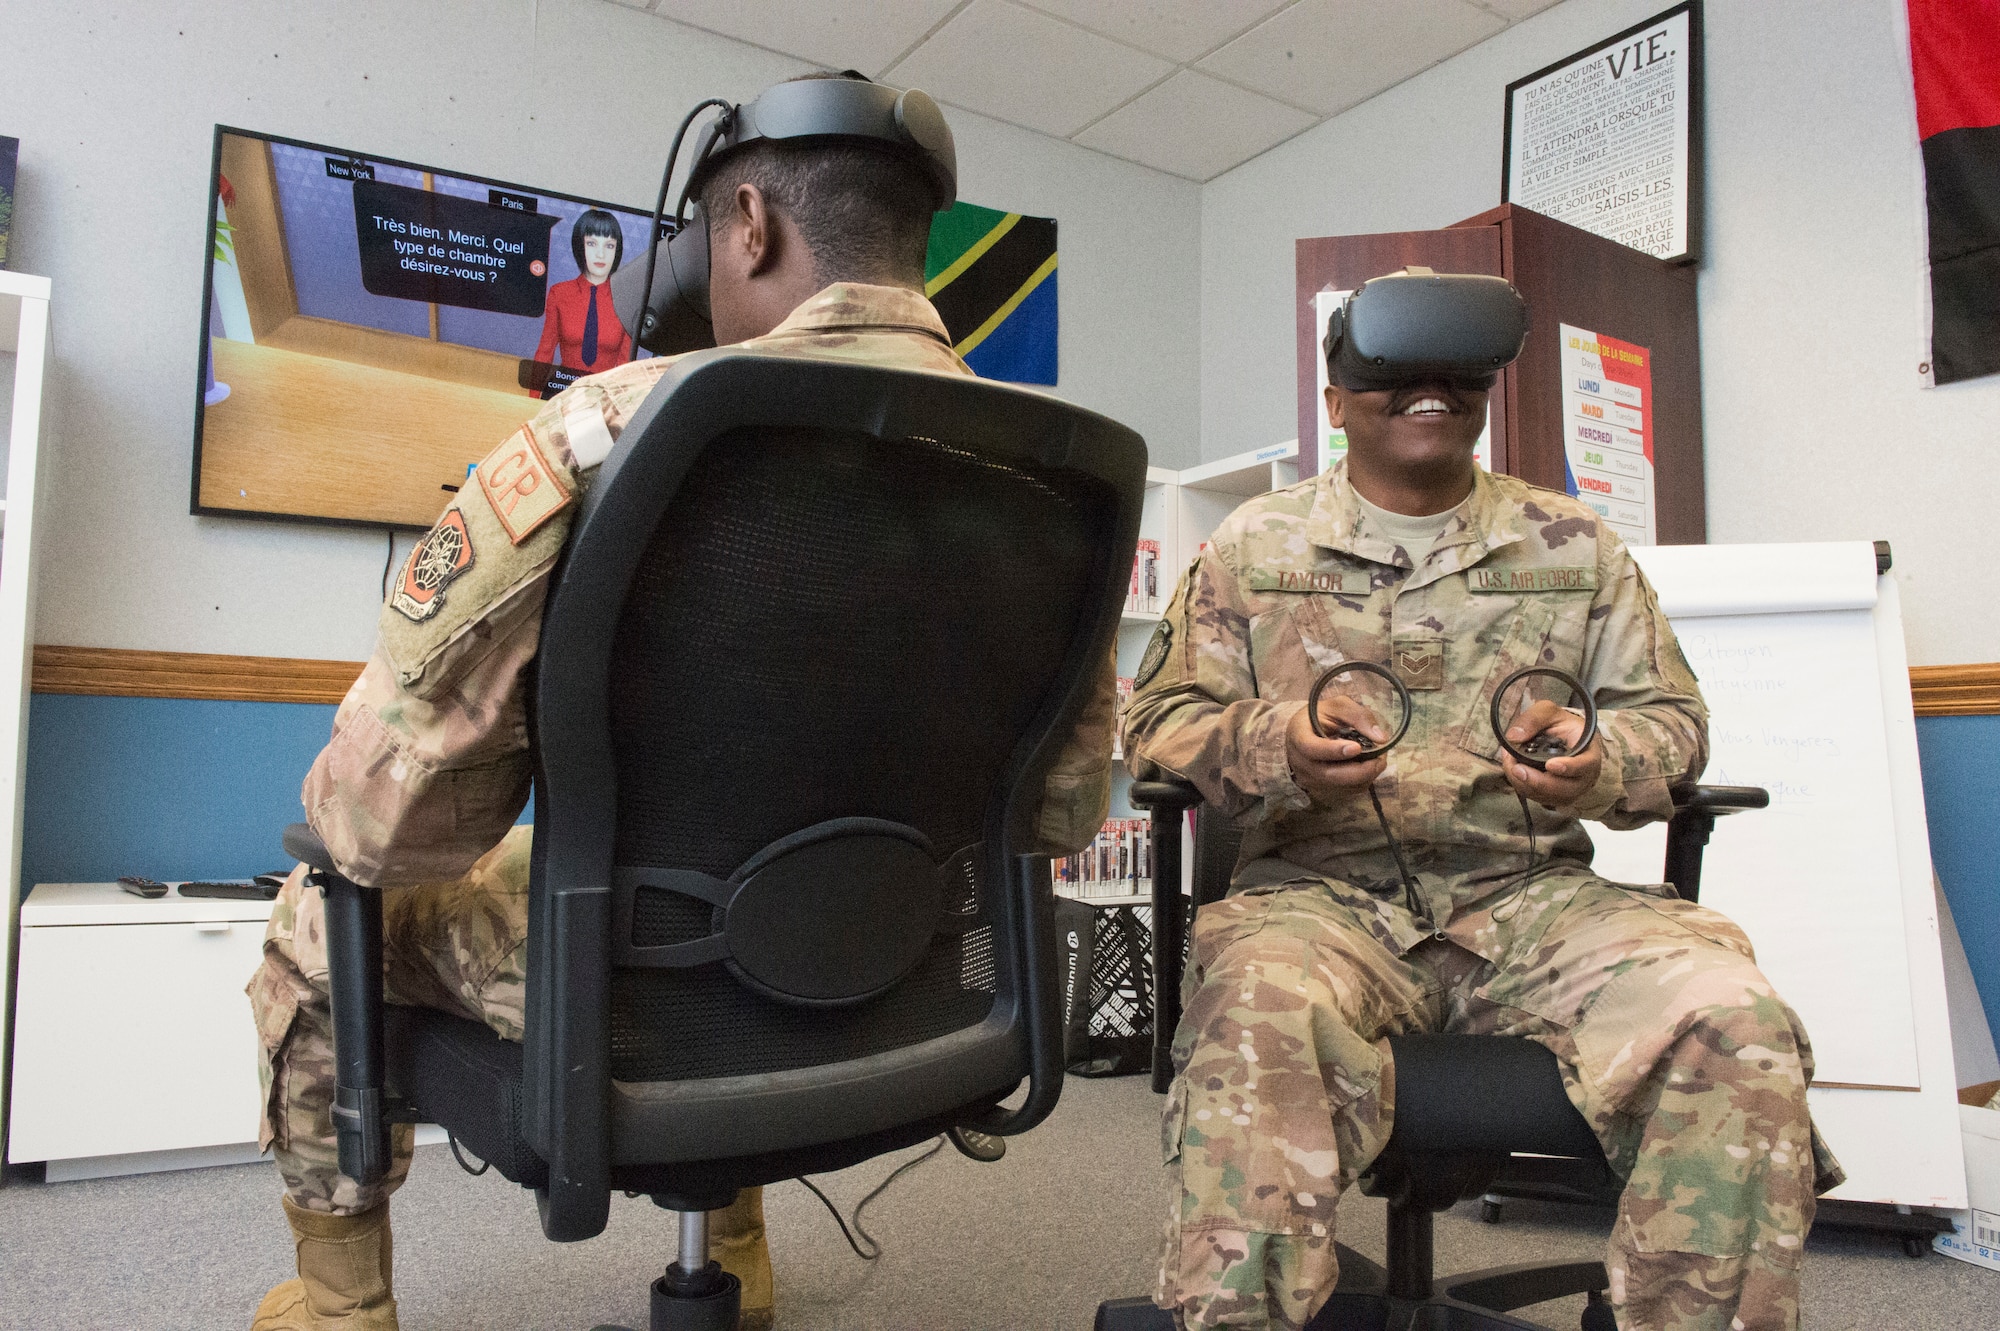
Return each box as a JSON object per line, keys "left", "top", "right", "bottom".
{"left": 887, "top": 0, "right": 1174, "bottom": 138}
{"left": 643, "top": 0, "right": 967, "bottom": 77}
{"left": 1075, "top": 69, "right": 1315, "bottom": 181}
{"left": 1015, "top": 0, "right": 1292, "bottom": 64}
{"left": 1472, "top": 0, "right": 1566, "bottom": 20}
{"left": 1197, "top": 0, "right": 1506, "bottom": 116}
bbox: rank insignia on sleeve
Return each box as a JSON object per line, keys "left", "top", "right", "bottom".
{"left": 477, "top": 425, "right": 573, "bottom": 544}
{"left": 391, "top": 507, "right": 474, "bottom": 623}
{"left": 1136, "top": 619, "right": 1173, "bottom": 688}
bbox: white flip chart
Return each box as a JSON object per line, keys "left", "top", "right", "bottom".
{"left": 1586, "top": 541, "right": 1964, "bottom": 1204}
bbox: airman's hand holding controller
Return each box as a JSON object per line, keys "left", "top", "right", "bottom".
{"left": 1492, "top": 665, "right": 1602, "bottom": 810}
{"left": 1285, "top": 660, "right": 1412, "bottom": 803}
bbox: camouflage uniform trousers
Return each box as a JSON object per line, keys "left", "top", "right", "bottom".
{"left": 1159, "top": 877, "right": 1824, "bottom": 1331}
{"left": 246, "top": 826, "right": 533, "bottom": 1213}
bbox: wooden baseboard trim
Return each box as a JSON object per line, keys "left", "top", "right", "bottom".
{"left": 1909, "top": 662, "right": 2000, "bottom": 717}
{"left": 32, "top": 645, "right": 362, "bottom": 705}
{"left": 28, "top": 646, "right": 2000, "bottom": 716}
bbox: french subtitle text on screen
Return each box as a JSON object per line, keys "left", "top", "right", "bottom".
{"left": 351, "top": 178, "right": 558, "bottom": 316}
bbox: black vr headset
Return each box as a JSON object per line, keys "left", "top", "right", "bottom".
{"left": 1322, "top": 268, "right": 1530, "bottom": 393}
{"left": 610, "top": 73, "right": 958, "bottom": 357}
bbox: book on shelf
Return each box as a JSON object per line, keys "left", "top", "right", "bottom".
{"left": 1053, "top": 817, "right": 1151, "bottom": 901}
{"left": 1126, "top": 538, "right": 1160, "bottom": 614}
{"left": 1112, "top": 674, "right": 1133, "bottom": 759}
{"left": 0, "top": 136, "right": 15, "bottom": 270}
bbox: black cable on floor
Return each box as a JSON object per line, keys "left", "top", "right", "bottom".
{"left": 796, "top": 1135, "right": 948, "bottom": 1261}
{"left": 448, "top": 1134, "right": 490, "bottom": 1177}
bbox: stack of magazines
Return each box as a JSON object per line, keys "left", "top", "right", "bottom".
{"left": 1054, "top": 818, "right": 1151, "bottom": 899}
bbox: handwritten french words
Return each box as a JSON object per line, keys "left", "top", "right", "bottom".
{"left": 352, "top": 178, "right": 558, "bottom": 316}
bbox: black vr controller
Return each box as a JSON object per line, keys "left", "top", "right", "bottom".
{"left": 1306, "top": 661, "right": 1596, "bottom": 771}
{"left": 1307, "top": 660, "right": 1413, "bottom": 761}
{"left": 1490, "top": 665, "right": 1599, "bottom": 771}
{"left": 610, "top": 73, "right": 958, "bottom": 358}
{"left": 1322, "top": 268, "right": 1530, "bottom": 394}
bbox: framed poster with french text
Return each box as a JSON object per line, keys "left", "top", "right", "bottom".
{"left": 1502, "top": 1, "right": 1703, "bottom": 264}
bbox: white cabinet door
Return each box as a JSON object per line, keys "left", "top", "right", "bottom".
{"left": 8, "top": 920, "right": 268, "bottom": 1162}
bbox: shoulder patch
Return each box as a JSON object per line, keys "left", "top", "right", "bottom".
{"left": 390, "top": 508, "right": 474, "bottom": 622}
{"left": 477, "top": 424, "right": 573, "bottom": 544}
{"left": 1135, "top": 618, "right": 1173, "bottom": 688}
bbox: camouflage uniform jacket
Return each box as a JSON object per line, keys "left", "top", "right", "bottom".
{"left": 1124, "top": 461, "right": 1707, "bottom": 966}
{"left": 306, "top": 283, "right": 1116, "bottom": 886}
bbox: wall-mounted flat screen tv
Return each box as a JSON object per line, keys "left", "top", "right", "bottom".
{"left": 193, "top": 126, "right": 668, "bottom": 528}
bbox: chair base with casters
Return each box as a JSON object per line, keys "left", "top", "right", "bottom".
{"left": 1099, "top": 779, "right": 1767, "bottom": 1331}
{"left": 1096, "top": 1035, "right": 1617, "bottom": 1331}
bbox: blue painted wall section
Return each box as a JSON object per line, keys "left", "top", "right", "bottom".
{"left": 16, "top": 694, "right": 2000, "bottom": 1044}
{"left": 1915, "top": 713, "right": 2000, "bottom": 1048}
{"left": 23, "top": 693, "right": 337, "bottom": 886}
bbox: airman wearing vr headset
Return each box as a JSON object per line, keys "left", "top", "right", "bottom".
{"left": 247, "top": 73, "right": 1118, "bottom": 1331}
{"left": 1125, "top": 271, "right": 1842, "bottom": 1331}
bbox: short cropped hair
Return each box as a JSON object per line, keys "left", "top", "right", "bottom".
{"left": 698, "top": 77, "right": 935, "bottom": 287}
{"left": 570, "top": 209, "right": 624, "bottom": 274}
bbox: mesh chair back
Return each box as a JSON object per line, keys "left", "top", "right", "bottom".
{"left": 521, "top": 352, "right": 1144, "bottom": 1233}
{"left": 604, "top": 424, "right": 1096, "bottom": 1082}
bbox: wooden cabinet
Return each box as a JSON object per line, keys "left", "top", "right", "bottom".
{"left": 1295, "top": 203, "right": 1705, "bottom": 544}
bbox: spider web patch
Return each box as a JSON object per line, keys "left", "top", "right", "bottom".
{"left": 391, "top": 507, "right": 475, "bottom": 622}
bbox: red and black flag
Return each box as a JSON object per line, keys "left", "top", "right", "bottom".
{"left": 1908, "top": 0, "right": 2000, "bottom": 384}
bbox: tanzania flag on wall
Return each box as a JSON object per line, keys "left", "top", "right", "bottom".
{"left": 925, "top": 202, "right": 1057, "bottom": 384}
{"left": 1908, "top": 0, "right": 2000, "bottom": 385}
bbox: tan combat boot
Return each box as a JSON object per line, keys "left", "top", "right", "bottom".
{"left": 710, "top": 1186, "right": 775, "bottom": 1330}
{"left": 251, "top": 1198, "right": 400, "bottom": 1330}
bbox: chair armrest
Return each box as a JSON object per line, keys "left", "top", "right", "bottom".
{"left": 1672, "top": 784, "right": 1770, "bottom": 817}
{"left": 1131, "top": 782, "right": 1199, "bottom": 1093}
{"left": 1130, "top": 778, "right": 1203, "bottom": 813}
{"left": 283, "top": 822, "right": 395, "bottom": 1186}
{"left": 1663, "top": 785, "right": 1769, "bottom": 904}
{"left": 283, "top": 821, "right": 343, "bottom": 876}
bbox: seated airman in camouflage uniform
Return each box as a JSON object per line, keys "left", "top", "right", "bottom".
{"left": 1125, "top": 279, "right": 1841, "bottom": 1331}
{"left": 247, "top": 83, "right": 1115, "bottom": 1331}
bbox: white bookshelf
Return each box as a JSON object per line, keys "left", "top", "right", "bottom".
{"left": 1112, "top": 436, "right": 1298, "bottom": 763}
{"left": 0, "top": 271, "right": 54, "bottom": 1144}
{"left": 1055, "top": 439, "right": 1300, "bottom": 909}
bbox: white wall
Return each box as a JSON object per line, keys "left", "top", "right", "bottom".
{"left": 1198, "top": 0, "right": 2000, "bottom": 667}
{"left": 0, "top": 0, "right": 1201, "bottom": 661}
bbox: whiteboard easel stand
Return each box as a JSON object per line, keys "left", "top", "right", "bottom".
{"left": 0, "top": 269, "right": 53, "bottom": 1154}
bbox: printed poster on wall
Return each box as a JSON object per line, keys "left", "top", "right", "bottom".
{"left": 1560, "top": 323, "right": 1655, "bottom": 545}
{"left": 1314, "top": 290, "right": 1491, "bottom": 473}
{"left": 1503, "top": 2, "right": 1701, "bottom": 263}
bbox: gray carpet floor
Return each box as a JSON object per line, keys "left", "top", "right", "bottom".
{"left": 0, "top": 1075, "right": 1990, "bottom": 1329}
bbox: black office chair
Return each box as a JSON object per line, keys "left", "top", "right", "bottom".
{"left": 284, "top": 351, "right": 1146, "bottom": 1330}
{"left": 1097, "top": 780, "right": 1767, "bottom": 1331}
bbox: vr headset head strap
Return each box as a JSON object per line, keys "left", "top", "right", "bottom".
{"left": 615, "top": 73, "right": 958, "bottom": 356}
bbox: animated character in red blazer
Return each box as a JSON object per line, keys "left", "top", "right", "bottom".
{"left": 533, "top": 209, "right": 633, "bottom": 372}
